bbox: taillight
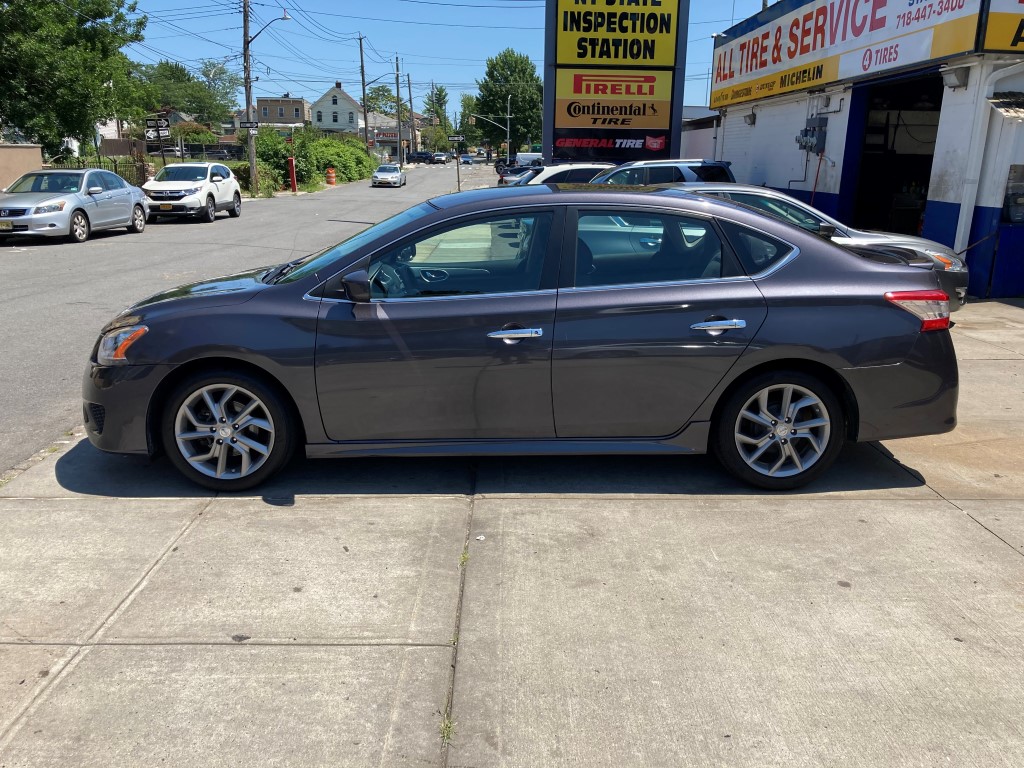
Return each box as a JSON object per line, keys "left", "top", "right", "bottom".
{"left": 885, "top": 290, "right": 950, "bottom": 331}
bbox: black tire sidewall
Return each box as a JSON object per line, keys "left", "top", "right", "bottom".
{"left": 201, "top": 196, "right": 216, "bottom": 222}
{"left": 161, "top": 369, "right": 295, "bottom": 491}
{"left": 228, "top": 193, "right": 241, "bottom": 217}
{"left": 69, "top": 211, "right": 89, "bottom": 243}
{"left": 129, "top": 205, "right": 146, "bottom": 233}
{"left": 713, "top": 370, "right": 845, "bottom": 491}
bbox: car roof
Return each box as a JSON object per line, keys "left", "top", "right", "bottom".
{"left": 28, "top": 168, "right": 84, "bottom": 175}
{"left": 615, "top": 159, "right": 730, "bottom": 168}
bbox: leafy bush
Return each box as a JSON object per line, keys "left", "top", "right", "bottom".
{"left": 239, "top": 127, "right": 376, "bottom": 194}
{"left": 230, "top": 160, "right": 281, "bottom": 198}
{"left": 171, "top": 121, "right": 218, "bottom": 144}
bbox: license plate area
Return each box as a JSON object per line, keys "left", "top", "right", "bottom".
{"left": 159, "top": 204, "right": 173, "bottom": 211}
{"left": 0, "top": 221, "right": 12, "bottom": 231}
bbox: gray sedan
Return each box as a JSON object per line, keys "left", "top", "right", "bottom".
{"left": 371, "top": 164, "right": 406, "bottom": 188}
{"left": 0, "top": 169, "right": 149, "bottom": 243}
{"left": 83, "top": 185, "right": 957, "bottom": 492}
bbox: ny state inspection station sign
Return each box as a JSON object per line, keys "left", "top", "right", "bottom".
{"left": 544, "top": 0, "right": 689, "bottom": 163}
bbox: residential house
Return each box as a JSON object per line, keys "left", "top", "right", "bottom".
{"left": 310, "top": 82, "right": 365, "bottom": 136}
{"left": 254, "top": 94, "right": 311, "bottom": 128}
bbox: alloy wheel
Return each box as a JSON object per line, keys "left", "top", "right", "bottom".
{"left": 733, "top": 383, "right": 830, "bottom": 478}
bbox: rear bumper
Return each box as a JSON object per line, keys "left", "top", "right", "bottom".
{"left": 842, "top": 330, "right": 958, "bottom": 442}
{"left": 82, "top": 362, "right": 176, "bottom": 455}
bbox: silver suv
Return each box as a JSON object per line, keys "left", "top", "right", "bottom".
{"left": 591, "top": 159, "right": 735, "bottom": 185}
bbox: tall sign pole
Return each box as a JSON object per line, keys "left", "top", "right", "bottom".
{"left": 543, "top": 0, "right": 689, "bottom": 163}
{"left": 359, "top": 35, "right": 371, "bottom": 156}
{"left": 243, "top": 0, "right": 257, "bottom": 196}
{"left": 394, "top": 56, "right": 404, "bottom": 168}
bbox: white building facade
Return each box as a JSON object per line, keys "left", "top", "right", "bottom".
{"left": 310, "top": 82, "right": 365, "bottom": 136}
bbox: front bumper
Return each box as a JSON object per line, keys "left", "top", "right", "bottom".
{"left": 0, "top": 210, "right": 71, "bottom": 237}
{"left": 371, "top": 178, "right": 402, "bottom": 187}
{"left": 82, "top": 362, "right": 177, "bottom": 455}
{"left": 146, "top": 194, "right": 203, "bottom": 216}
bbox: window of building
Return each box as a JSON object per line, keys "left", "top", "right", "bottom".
{"left": 278, "top": 107, "right": 284, "bottom": 118}
{"left": 316, "top": 111, "right": 322, "bottom": 122}
{"left": 261, "top": 106, "right": 268, "bottom": 117}
{"left": 332, "top": 112, "right": 338, "bottom": 123}
{"left": 332, "top": 95, "right": 338, "bottom": 105}
{"left": 349, "top": 111, "right": 354, "bottom": 124}
{"left": 294, "top": 107, "right": 300, "bottom": 118}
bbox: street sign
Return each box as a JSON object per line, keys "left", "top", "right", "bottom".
{"left": 144, "top": 129, "right": 170, "bottom": 140}
{"left": 248, "top": 128, "right": 259, "bottom": 136}
{"left": 239, "top": 121, "right": 259, "bottom": 129}
{"left": 145, "top": 118, "right": 170, "bottom": 129}
{"left": 448, "top": 134, "right": 465, "bottom": 142}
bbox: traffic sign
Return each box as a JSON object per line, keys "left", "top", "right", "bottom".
{"left": 239, "top": 121, "right": 259, "bottom": 129}
{"left": 145, "top": 118, "right": 170, "bottom": 129}
{"left": 144, "top": 128, "right": 170, "bottom": 140}
{"left": 448, "top": 134, "right": 465, "bottom": 142}
{"left": 248, "top": 128, "right": 259, "bottom": 136}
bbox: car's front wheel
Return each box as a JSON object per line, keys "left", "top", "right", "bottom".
{"left": 200, "top": 195, "right": 216, "bottom": 223}
{"left": 161, "top": 370, "right": 295, "bottom": 491}
{"left": 713, "top": 371, "right": 844, "bottom": 490}
{"left": 127, "top": 205, "right": 146, "bottom": 233}
{"left": 227, "top": 192, "right": 241, "bottom": 218}
{"left": 68, "top": 210, "right": 90, "bottom": 243}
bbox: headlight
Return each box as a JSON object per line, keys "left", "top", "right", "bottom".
{"left": 924, "top": 249, "right": 965, "bottom": 271}
{"left": 97, "top": 325, "right": 148, "bottom": 365}
{"left": 33, "top": 201, "right": 66, "bottom": 214}
{"left": 183, "top": 187, "right": 202, "bottom": 196}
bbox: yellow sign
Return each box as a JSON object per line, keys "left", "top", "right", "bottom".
{"left": 984, "top": 0, "right": 1024, "bottom": 51}
{"left": 555, "top": 0, "right": 681, "bottom": 67}
{"left": 555, "top": 69, "right": 673, "bottom": 129}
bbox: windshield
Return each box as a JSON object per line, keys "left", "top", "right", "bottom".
{"left": 7, "top": 172, "right": 82, "bottom": 194}
{"left": 276, "top": 202, "right": 436, "bottom": 284}
{"left": 377, "top": 165, "right": 399, "bottom": 173}
{"left": 154, "top": 165, "right": 209, "bottom": 182}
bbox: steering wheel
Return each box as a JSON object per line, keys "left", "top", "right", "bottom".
{"left": 371, "top": 263, "right": 406, "bottom": 298}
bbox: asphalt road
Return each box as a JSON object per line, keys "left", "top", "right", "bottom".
{"left": 0, "top": 161, "right": 482, "bottom": 474}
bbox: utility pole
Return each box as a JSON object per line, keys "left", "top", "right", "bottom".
{"left": 243, "top": 0, "right": 256, "bottom": 197}
{"left": 394, "top": 56, "right": 403, "bottom": 168}
{"left": 358, "top": 35, "right": 370, "bottom": 156}
{"left": 406, "top": 73, "right": 414, "bottom": 152}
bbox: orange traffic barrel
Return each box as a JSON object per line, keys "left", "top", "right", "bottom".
{"left": 326, "top": 167, "right": 336, "bottom": 185}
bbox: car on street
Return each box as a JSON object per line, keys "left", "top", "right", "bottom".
{"left": 431, "top": 153, "right": 449, "bottom": 164}
{"left": 142, "top": 163, "right": 242, "bottom": 223}
{"left": 408, "top": 151, "right": 433, "bottom": 164}
{"left": 83, "top": 185, "right": 958, "bottom": 493}
{"left": 460, "top": 154, "right": 474, "bottom": 165}
{"left": 684, "top": 183, "right": 969, "bottom": 308}
{"left": 371, "top": 164, "right": 407, "bottom": 188}
{"left": 0, "top": 168, "right": 149, "bottom": 243}
{"left": 591, "top": 159, "right": 736, "bottom": 185}
{"left": 507, "top": 163, "right": 615, "bottom": 186}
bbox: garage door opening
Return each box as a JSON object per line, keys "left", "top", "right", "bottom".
{"left": 850, "top": 74, "right": 943, "bottom": 236}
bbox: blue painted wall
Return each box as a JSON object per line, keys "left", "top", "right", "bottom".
{"left": 921, "top": 200, "right": 959, "bottom": 248}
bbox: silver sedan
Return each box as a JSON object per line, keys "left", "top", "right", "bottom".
{"left": 371, "top": 164, "right": 407, "bottom": 188}
{"left": 0, "top": 169, "right": 149, "bottom": 243}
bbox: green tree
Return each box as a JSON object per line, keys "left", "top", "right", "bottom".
{"left": 457, "top": 93, "right": 483, "bottom": 148}
{"left": 200, "top": 60, "right": 243, "bottom": 114}
{"left": 420, "top": 125, "right": 451, "bottom": 152}
{"left": 476, "top": 49, "right": 542, "bottom": 154}
{"left": 170, "top": 120, "right": 217, "bottom": 144}
{"left": 364, "top": 84, "right": 408, "bottom": 121}
{"left": 141, "top": 60, "right": 234, "bottom": 125}
{"left": 0, "top": 0, "right": 147, "bottom": 153}
{"left": 422, "top": 85, "right": 451, "bottom": 132}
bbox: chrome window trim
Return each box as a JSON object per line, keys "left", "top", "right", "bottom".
{"left": 307, "top": 288, "right": 558, "bottom": 305}
{"left": 750, "top": 246, "right": 801, "bottom": 279}
{"left": 563, "top": 276, "right": 752, "bottom": 294}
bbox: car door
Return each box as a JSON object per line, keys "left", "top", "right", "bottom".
{"left": 552, "top": 207, "right": 769, "bottom": 438}
{"left": 314, "top": 208, "right": 562, "bottom": 441}
{"left": 213, "top": 165, "right": 234, "bottom": 205}
{"left": 81, "top": 171, "right": 115, "bottom": 228}
{"left": 100, "top": 172, "right": 132, "bottom": 225}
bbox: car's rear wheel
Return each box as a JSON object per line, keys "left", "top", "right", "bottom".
{"left": 227, "top": 192, "right": 241, "bottom": 218}
{"left": 200, "top": 195, "right": 216, "bottom": 223}
{"left": 68, "top": 210, "right": 90, "bottom": 243}
{"left": 161, "top": 370, "right": 295, "bottom": 491}
{"left": 713, "top": 371, "right": 844, "bottom": 490}
{"left": 128, "top": 205, "right": 146, "bottom": 233}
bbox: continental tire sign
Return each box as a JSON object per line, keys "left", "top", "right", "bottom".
{"left": 544, "top": 0, "right": 690, "bottom": 163}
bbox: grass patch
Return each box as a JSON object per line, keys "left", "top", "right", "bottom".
{"left": 459, "top": 547, "right": 470, "bottom": 569}
{"left": 440, "top": 713, "right": 455, "bottom": 745}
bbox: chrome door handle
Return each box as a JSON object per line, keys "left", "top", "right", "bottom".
{"left": 639, "top": 237, "right": 662, "bottom": 248}
{"left": 690, "top": 319, "right": 747, "bottom": 336}
{"left": 487, "top": 328, "right": 543, "bottom": 344}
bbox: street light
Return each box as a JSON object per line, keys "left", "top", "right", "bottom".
{"left": 243, "top": 3, "right": 290, "bottom": 197}
{"left": 471, "top": 94, "right": 512, "bottom": 165}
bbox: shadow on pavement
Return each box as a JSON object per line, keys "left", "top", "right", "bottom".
{"left": 53, "top": 439, "right": 926, "bottom": 500}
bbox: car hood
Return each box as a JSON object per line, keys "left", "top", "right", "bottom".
{"left": 846, "top": 229, "right": 954, "bottom": 255}
{"left": 143, "top": 180, "right": 207, "bottom": 191}
{"left": 374, "top": 172, "right": 400, "bottom": 177}
{"left": 0, "top": 191, "right": 70, "bottom": 208}
{"left": 103, "top": 267, "right": 270, "bottom": 331}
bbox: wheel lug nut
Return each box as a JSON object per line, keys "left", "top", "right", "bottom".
{"left": 209, "top": 427, "right": 216, "bottom": 432}
{"left": 230, "top": 437, "right": 237, "bottom": 443}
{"left": 771, "top": 420, "right": 777, "bottom": 426}
{"left": 785, "top": 418, "right": 791, "bottom": 423}
{"left": 781, "top": 439, "right": 788, "bottom": 444}
{"left": 232, "top": 424, "right": 238, "bottom": 429}
{"left": 216, "top": 439, "right": 224, "bottom": 445}
{"left": 220, "top": 417, "right": 227, "bottom": 423}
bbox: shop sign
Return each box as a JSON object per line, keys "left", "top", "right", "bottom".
{"left": 983, "top": 0, "right": 1024, "bottom": 51}
{"left": 555, "top": 69, "right": 674, "bottom": 130}
{"left": 376, "top": 131, "right": 398, "bottom": 140}
{"left": 710, "top": 0, "right": 981, "bottom": 107}
{"left": 555, "top": 0, "right": 681, "bottom": 67}
{"left": 551, "top": 128, "right": 670, "bottom": 163}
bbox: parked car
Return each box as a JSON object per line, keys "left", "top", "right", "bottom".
{"left": 371, "top": 164, "right": 407, "bottom": 188}
{"left": 83, "top": 185, "right": 957, "bottom": 492}
{"left": 0, "top": 168, "right": 148, "bottom": 243}
{"left": 431, "top": 153, "right": 449, "bottom": 164}
{"left": 591, "top": 159, "right": 735, "bottom": 185}
{"left": 142, "top": 163, "right": 241, "bottom": 223}
{"left": 148, "top": 147, "right": 183, "bottom": 158}
{"left": 460, "top": 154, "right": 474, "bottom": 165}
{"left": 408, "top": 152, "right": 433, "bottom": 164}
{"left": 203, "top": 150, "right": 235, "bottom": 161}
{"left": 684, "top": 183, "right": 968, "bottom": 308}
{"left": 496, "top": 166, "right": 537, "bottom": 186}
{"left": 508, "top": 163, "right": 615, "bottom": 186}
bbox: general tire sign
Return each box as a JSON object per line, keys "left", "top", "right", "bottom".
{"left": 544, "top": 0, "right": 690, "bottom": 163}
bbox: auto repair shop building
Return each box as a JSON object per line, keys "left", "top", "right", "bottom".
{"left": 710, "top": 0, "right": 1024, "bottom": 297}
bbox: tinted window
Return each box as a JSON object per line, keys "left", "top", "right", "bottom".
{"left": 692, "top": 165, "right": 732, "bottom": 182}
{"left": 719, "top": 220, "right": 793, "bottom": 274}
{"left": 7, "top": 173, "right": 82, "bottom": 193}
{"left": 647, "top": 165, "right": 684, "bottom": 184}
{"left": 565, "top": 167, "right": 603, "bottom": 183}
{"left": 729, "top": 192, "right": 822, "bottom": 232}
{"left": 576, "top": 212, "right": 724, "bottom": 288}
{"left": 368, "top": 212, "right": 553, "bottom": 299}
{"left": 155, "top": 165, "right": 209, "bottom": 182}
{"left": 214, "top": 165, "right": 231, "bottom": 178}
{"left": 545, "top": 169, "right": 572, "bottom": 184}
{"left": 601, "top": 167, "right": 645, "bottom": 185}
{"left": 100, "top": 172, "right": 125, "bottom": 190}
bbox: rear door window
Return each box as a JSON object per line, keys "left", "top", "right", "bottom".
{"left": 647, "top": 165, "right": 685, "bottom": 184}
{"left": 692, "top": 165, "right": 733, "bottom": 182}
{"left": 601, "top": 167, "right": 646, "bottom": 185}
{"left": 718, "top": 220, "right": 794, "bottom": 275}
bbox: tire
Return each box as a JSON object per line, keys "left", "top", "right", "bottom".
{"left": 200, "top": 195, "right": 216, "bottom": 223}
{"left": 712, "top": 370, "right": 845, "bottom": 491}
{"left": 161, "top": 369, "right": 296, "bottom": 491}
{"left": 227, "top": 192, "right": 241, "bottom": 218}
{"left": 68, "top": 210, "right": 90, "bottom": 243}
{"left": 127, "top": 205, "right": 146, "bottom": 233}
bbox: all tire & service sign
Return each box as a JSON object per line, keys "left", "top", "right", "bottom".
{"left": 543, "top": 0, "right": 690, "bottom": 163}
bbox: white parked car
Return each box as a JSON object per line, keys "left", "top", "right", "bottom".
{"left": 371, "top": 164, "right": 407, "bottom": 188}
{"left": 142, "top": 163, "right": 242, "bottom": 223}
{"left": 508, "top": 162, "right": 615, "bottom": 186}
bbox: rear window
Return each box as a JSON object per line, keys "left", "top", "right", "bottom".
{"left": 718, "top": 220, "right": 794, "bottom": 275}
{"left": 692, "top": 165, "right": 733, "bottom": 182}
{"left": 647, "top": 165, "right": 685, "bottom": 184}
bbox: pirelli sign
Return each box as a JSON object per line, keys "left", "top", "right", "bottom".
{"left": 544, "top": 0, "right": 690, "bottom": 163}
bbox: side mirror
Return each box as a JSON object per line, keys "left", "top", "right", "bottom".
{"left": 817, "top": 223, "right": 836, "bottom": 239}
{"left": 211, "top": 175, "right": 224, "bottom": 182}
{"left": 342, "top": 269, "right": 371, "bottom": 302}
{"left": 87, "top": 186, "right": 103, "bottom": 196}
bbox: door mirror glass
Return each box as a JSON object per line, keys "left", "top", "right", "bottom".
{"left": 817, "top": 223, "right": 837, "bottom": 239}
{"left": 211, "top": 175, "right": 224, "bottom": 182}
{"left": 342, "top": 270, "right": 371, "bottom": 302}
{"left": 87, "top": 186, "right": 103, "bottom": 195}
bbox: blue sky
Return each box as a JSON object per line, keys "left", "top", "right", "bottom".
{"left": 125, "top": 0, "right": 766, "bottom": 113}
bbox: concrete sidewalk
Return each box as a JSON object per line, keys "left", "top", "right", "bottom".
{"left": 1, "top": 301, "right": 1023, "bottom": 767}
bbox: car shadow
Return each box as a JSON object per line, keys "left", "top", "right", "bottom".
{"left": 53, "top": 440, "right": 926, "bottom": 500}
